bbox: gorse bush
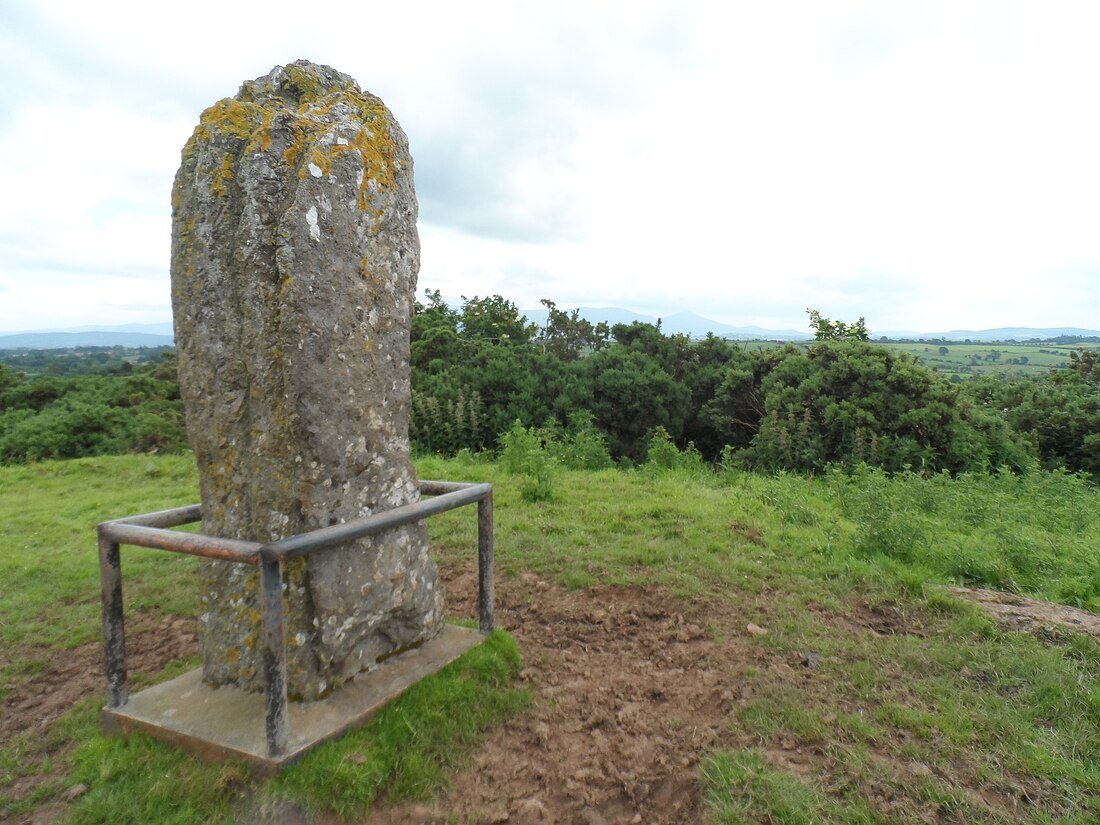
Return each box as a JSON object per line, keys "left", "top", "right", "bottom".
{"left": 410, "top": 389, "right": 485, "bottom": 456}
{"left": 5, "top": 297, "right": 1100, "bottom": 480}
{"left": 732, "top": 341, "right": 1034, "bottom": 475}
{"left": 0, "top": 358, "right": 185, "bottom": 463}
{"left": 405, "top": 296, "right": 1067, "bottom": 476}
{"left": 963, "top": 356, "right": 1100, "bottom": 477}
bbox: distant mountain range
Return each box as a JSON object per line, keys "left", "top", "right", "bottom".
{"left": 0, "top": 322, "right": 175, "bottom": 349}
{"left": 1, "top": 316, "right": 1097, "bottom": 349}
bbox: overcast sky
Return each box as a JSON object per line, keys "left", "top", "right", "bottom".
{"left": 1, "top": 1, "right": 1098, "bottom": 335}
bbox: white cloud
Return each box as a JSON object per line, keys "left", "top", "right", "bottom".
{"left": 0, "top": 272, "right": 171, "bottom": 332}
{"left": 0, "top": 1, "right": 1098, "bottom": 333}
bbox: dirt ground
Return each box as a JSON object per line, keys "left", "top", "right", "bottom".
{"left": 2, "top": 614, "right": 198, "bottom": 825}
{"left": 1, "top": 616, "right": 197, "bottom": 749}
{"left": 7, "top": 574, "right": 1100, "bottom": 824}
{"left": 366, "top": 568, "right": 763, "bottom": 825}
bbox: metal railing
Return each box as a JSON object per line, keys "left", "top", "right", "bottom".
{"left": 97, "top": 480, "right": 494, "bottom": 757}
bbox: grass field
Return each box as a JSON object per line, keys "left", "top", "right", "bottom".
{"left": 885, "top": 341, "right": 1088, "bottom": 380}
{"left": 3, "top": 453, "right": 1100, "bottom": 822}
{"left": 735, "top": 338, "right": 1100, "bottom": 379}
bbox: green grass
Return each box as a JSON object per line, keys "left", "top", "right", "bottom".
{"left": 0, "top": 455, "right": 529, "bottom": 823}
{"left": 735, "top": 338, "right": 1100, "bottom": 379}
{"left": 885, "top": 341, "right": 1078, "bottom": 379}
{"left": 0, "top": 455, "right": 201, "bottom": 654}
{"left": 724, "top": 598, "right": 1100, "bottom": 823}
{"left": 826, "top": 464, "right": 1100, "bottom": 606}
{"left": 703, "top": 750, "right": 888, "bottom": 824}
{"left": 3, "top": 453, "right": 1100, "bottom": 822}
{"left": 415, "top": 454, "right": 1100, "bottom": 822}
{"left": 422, "top": 453, "right": 1100, "bottom": 615}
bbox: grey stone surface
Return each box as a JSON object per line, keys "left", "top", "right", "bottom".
{"left": 170, "top": 61, "right": 443, "bottom": 700}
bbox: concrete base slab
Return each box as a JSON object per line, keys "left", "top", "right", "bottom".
{"left": 102, "top": 625, "right": 484, "bottom": 773}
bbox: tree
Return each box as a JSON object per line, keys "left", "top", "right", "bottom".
{"left": 679, "top": 334, "right": 746, "bottom": 459}
{"left": 0, "top": 364, "right": 16, "bottom": 394}
{"left": 411, "top": 289, "right": 463, "bottom": 372}
{"left": 413, "top": 289, "right": 460, "bottom": 334}
{"left": 806, "top": 309, "right": 870, "bottom": 342}
{"left": 581, "top": 348, "right": 690, "bottom": 462}
{"left": 964, "top": 368, "right": 1100, "bottom": 476}
{"left": 610, "top": 321, "right": 690, "bottom": 376}
{"left": 537, "top": 300, "right": 609, "bottom": 361}
{"left": 1069, "top": 349, "right": 1100, "bottom": 384}
{"left": 0, "top": 358, "right": 187, "bottom": 464}
{"left": 458, "top": 295, "right": 536, "bottom": 345}
{"left": 733, "top": 341, "right": 1032, "bottom": 474}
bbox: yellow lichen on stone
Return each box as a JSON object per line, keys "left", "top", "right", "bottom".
{"left": 278, "top": 274, "right": 294, "bottom": 302}
{"left": 309, "top": 147, "right": 332, "bottom": 177}
{"left": 359, "top": 257, "right": 385, "bottom": 306}
{"left": 209, "top": 154, "right": 235, "bottom": 198}
{"left": 284, "top": 63, "right": 325, "bottom": 105}
{"left": 253, "top": 107, "right": 276, "bottom": 154}
{"left": 281, "top": 89, "right": 398, "bottom": 213}
{"left": 171, "top": 218, "right": 197, "bottom": 280}
{"left": 350, "top": 123, "right": 397, "bottom": 213}
{"left": 283, "top": 131, "right": 303, "bottom": 169}
{"left": 197, "top": 98, "right": 265, "bottom": 143}
{"left": 182, "top": 97, "right": 281, "bottom": 169}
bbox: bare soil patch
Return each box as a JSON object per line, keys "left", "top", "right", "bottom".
{"left": 367, "top": 568, "right": 767, "bottom": 825}
{"left": 2, "top": 616, "right": 198, "bottom": 747}
{"left": 2, "top": 614, "right": 197, "bottom": 823}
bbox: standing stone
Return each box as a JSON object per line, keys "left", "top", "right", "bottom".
{"left": 170, "top": 61, "right": 443, "bottom": 700}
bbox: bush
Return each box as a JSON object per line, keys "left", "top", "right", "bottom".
{"left": 644, "top": 427, "right": 707, "bottom": 475}
{"left": 736, "top": 341, "right": 1034, "bottom": 475}
{"left": 0, "top": 360, "right": 186, "bottom": 464}
{"left": 541, "top": 411, "right": 613, "bottom": 471}
{"left": 499, "top": 420, "right": 554, "bottom": 502}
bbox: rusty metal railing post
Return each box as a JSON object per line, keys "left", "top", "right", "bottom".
{"left": 98, "top": 528, "right": 128, "bottom": 708}
{"left": 477, "top": 489, "right": 495, "bottom": 634}
{"left": 99, "top": 479, "right": 493, "bottom": 758}
{"left": 260, "top": 552, "right": 289, "bottom": 756}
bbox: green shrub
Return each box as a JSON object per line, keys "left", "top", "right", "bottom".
{"left": 644, "top": 426, "right": 707, "bottom": 476}
{"left": 499, "top": 420, "right": 554, "bottom": 502}
{"left": 549, "top": 411, "right": 614, "bottom": 470}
